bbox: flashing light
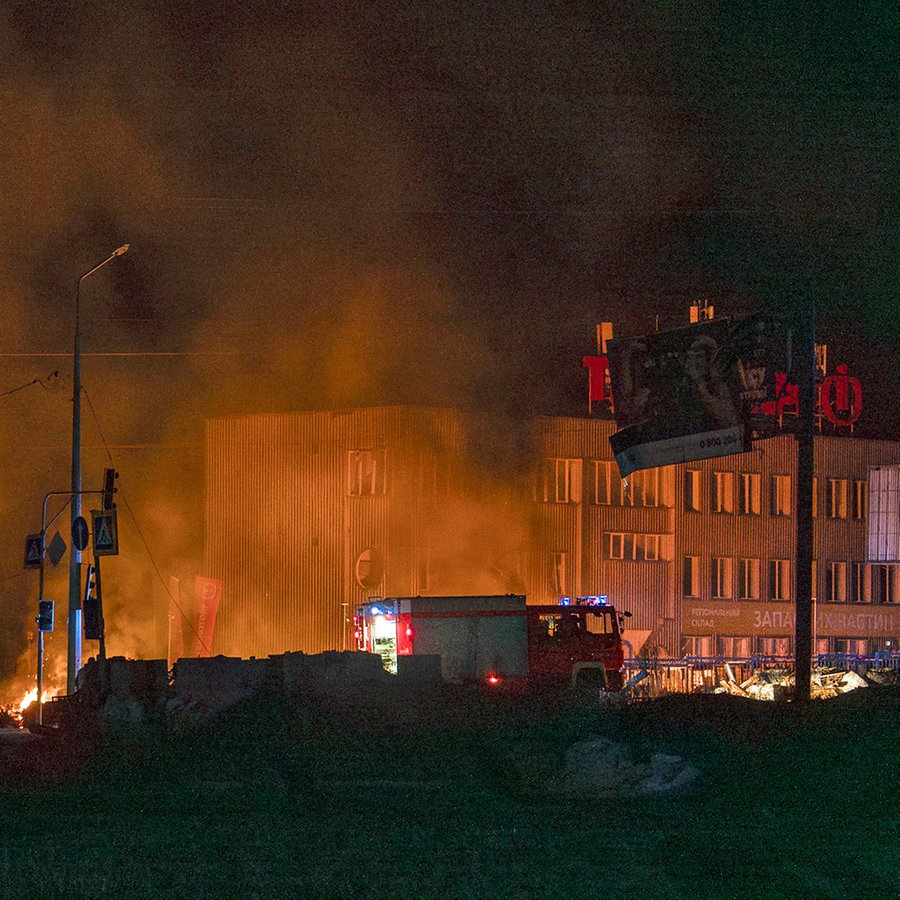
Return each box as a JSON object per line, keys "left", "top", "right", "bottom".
{"left": 486, "top": 674, "right": 501, "bottom": 686}
{"left": 576, "top": 595, "right": 609, "bottom": 606}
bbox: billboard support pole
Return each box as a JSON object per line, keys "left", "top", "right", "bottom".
{"left": 794, "top": 292, "right": 816, "bottom": 704}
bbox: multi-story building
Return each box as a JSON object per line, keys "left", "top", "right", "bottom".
{"left": 205, "top": 405, "right": 899, "bottom": 662}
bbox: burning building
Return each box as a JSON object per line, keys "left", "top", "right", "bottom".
{"left": 204, "top": 405, "right": 899, "bottom": 662}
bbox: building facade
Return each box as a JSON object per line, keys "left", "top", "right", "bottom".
{"left": 205, "top": 406, "right": 899, "bottom": 661}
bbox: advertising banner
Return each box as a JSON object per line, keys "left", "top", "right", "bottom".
{"left": 682, "top": 600, "right": 899, "bottom": 639}
{"left": 607, "top": 316, "right": 794, "bottom": 476}
{"left": 193, "top": 576, "right": 223, "bottom": 657}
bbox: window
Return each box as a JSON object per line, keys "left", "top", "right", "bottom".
{"left": 603, "top": 533, "right": 664, "bottom": 561}
{"left": 549, "top": 552, "right": 567, "bottom": 596}
{"left": 825, "top": 562, "right": 847, "bottom": 603}
{"left": 592, "top": 460, "right": 623, "bottom": 505}
{"left": 684, "top": 470, "right": 701, "bottom": 512}
{"left": 683, "top": 556, "right": 700, "bottom": 597}
{"left": 687, "top": 636, "right": 713, "bottom": 657}
{"left": 624, "top": 468, "right": 661, "bottom": 507}
{"left": 871, "top": 564, "right": 894, "bottom": 604}
{"left": 712, "top": 557, "right": 733, "bottom": 599}
{"left": 758, "top": 636, "right": 791, "bottom": 657}
{"left": 540, "top": 458, "right": 581, "bottom": 504}
{"left": 636, "top": 534, "right": 660, "bottom": 561}
{"left": 717, "top": 636, "right": 750, "bottom": 659}
{"left": 739, "top": 473, "right": 761, "bottom": 515}
{"left": 826, "top": 478, "right": 848, "bottom": 519}
{"left": 348, "top": 449, "right": 386, "bottom": 496}
{"left": 850, "top": 563, "right": 867, "bottom": 603}
{"left": 737, "top": 558, "right": 760, "bottom": 599}
{"left": 711, "top": 471, "right": 734, "bottom": 513}
{"left": 605, "top": 533, "right": 625, "bottom": 560}
{"left": 768, "top": 559, "right": 791, "bottom": 601}
{"left": 851, "top": 481, "right": 867, "bottom": 520}
{"left": 770, "top": 475, "right": 791, "bottom": 516}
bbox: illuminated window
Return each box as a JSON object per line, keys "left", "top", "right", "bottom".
{"left": 826, "top": 478, "right": 848, "bottom": 519}
{"left": 684, "top": 470, "right": 701, "bottom": 512}
{"left": 712, "top": 557, "right": 733, "bottom": 599}
{"left": 768, "top": 559, "right": 791, "bottom": 601}
{"left": 770, "top": 475, "right": 791, "bottom": 517}
{"left": 348, "top": 449, "right": 386, "bottom": 496}
{"left": 540, "top": 458, "right": 581, "bottom": 504}
{"left": 711, "top": 471, "right": 734, "bottom": 513}
{"left": 737, "top": 558, "right": 760, "bottom": 599}
{"left": 851, "top": 480, "right": 867, "bottom": 520}
{"left": 683, "top": 556, "right": 700, "bottom": 597}
{"left": 738, "top": 473, "right": 761, "bottom": 515}
{"left": 826, "top": 562, "right": 846, "bottom": 603}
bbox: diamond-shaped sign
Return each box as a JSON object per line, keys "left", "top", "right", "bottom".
{"left": 47, "top": 531, "right": 67, "bottom": 567}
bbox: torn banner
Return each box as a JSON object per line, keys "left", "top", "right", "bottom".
{"left": 606, "top": 316, "right": 791, "bottom": 477}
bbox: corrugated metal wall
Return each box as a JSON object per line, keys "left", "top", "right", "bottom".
{"left": 206, "top": 407, "right": 899, "bottom": 660}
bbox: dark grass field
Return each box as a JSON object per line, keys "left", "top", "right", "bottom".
{"left": 1, "top": 683, "right": 897, "bottom": 899}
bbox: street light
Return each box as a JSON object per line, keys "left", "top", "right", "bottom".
{"left": 67, "top": 244, "right": 129, "bottom": 695}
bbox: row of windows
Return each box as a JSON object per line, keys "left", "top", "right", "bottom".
{"left": 686, "top": 636, "right": 875, "bottom": 658}
{"left": 354, "top": 452, "right": 872, "bottom": 520}
{"left": 684, "top": 471, "right": 867, "bottom": 519}
{"left": 536, "top": 460, "right": 670, "bottom": 507}
{"left": 683, "top": 557, "right": 898, "bottom": 603}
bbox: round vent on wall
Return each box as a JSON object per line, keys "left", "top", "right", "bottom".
{"left": 355, "top": 547, "right": 383, "bottom": 590}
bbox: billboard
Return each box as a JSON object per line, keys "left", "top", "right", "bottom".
{"left": 606, "top": 316, "right": 793, "bottom": 476}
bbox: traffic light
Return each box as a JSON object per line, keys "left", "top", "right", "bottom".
{"left": 83, "top": 564, "right": 103, "bottom": 640}
{"left": 37, "top": 600, "right": 54, "bottom": 632}
{"left": 102, "top": 468, "right": 118, "bottom": 510}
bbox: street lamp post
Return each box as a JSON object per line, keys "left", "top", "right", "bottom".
{"left": 67, "top": 244, "right": 129, "bottom": 695}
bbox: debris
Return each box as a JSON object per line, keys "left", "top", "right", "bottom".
{"left": 713, "top": 666, "right": 872, "bottom": 701}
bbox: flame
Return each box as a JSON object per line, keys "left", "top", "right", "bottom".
{"left": 19, "top": 688, "right": 38, "bottom": 711}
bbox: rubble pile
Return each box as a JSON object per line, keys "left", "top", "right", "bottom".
{"left": 716, "top": 665, "right": 872, "bottom": 701}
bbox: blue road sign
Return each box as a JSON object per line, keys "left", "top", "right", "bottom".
{"left": 72, "top": 516, "right": 90, "bottom": 552}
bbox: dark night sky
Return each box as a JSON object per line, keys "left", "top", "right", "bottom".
{"left": 0, "top": 1, "right": 896, "bottom": 680}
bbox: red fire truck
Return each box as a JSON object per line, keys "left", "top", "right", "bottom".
{"left": 354, "top": 594, "right": 627, "bottom": 690}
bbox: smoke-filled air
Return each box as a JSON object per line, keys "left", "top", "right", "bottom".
{"left": 0, "top": 2, "right": 895, "bottom": 695}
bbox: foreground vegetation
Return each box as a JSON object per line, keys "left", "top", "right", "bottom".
{"left": 1, "top": 683, "right": 897, "bottom": 899}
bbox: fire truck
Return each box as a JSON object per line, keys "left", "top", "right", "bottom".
{"left": 354, "top": 594, "right": 627, "bottom": 690}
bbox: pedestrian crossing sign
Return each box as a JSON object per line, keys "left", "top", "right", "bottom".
{"left": 91, "top": 509, "right": 119, "bottom": 556}
{"left": 24, "top": 534, "right": 44, "bottom": 569}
